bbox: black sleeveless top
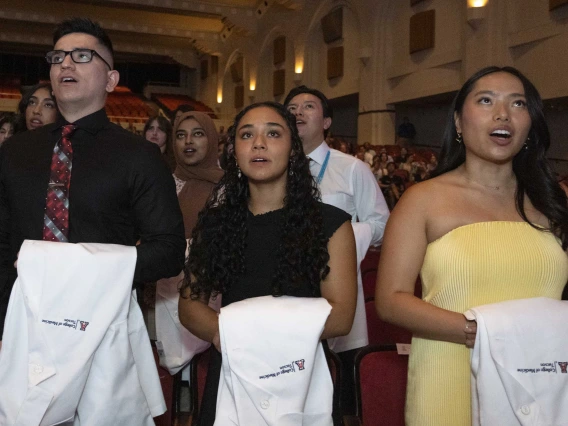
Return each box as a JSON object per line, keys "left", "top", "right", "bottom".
{"left": 222, "top": 202, "right": 350, "bottom": 306}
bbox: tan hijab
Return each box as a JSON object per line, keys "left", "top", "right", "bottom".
{"left": 173, "top": 111, "right": 224, "bottom": 238}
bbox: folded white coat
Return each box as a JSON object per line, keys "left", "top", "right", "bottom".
{"left": 215, "top": 295, "right": 333, "bottom": 426}
{"left": 465, "top": 297, "right": 568, "bottom": 426}
{"left": 0, "top": 240, "right": 166, "bottom": 426}
{"left": 155, "top": 271, "right": 213, "bottom": 375}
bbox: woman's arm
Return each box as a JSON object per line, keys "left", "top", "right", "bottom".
{"left": 178, "top": 288, "right": 221, "bottom": 350}
{"left": 375, "top": 184, "right": 475, "bottom": 346}
{"left": 320, "top": 221, "right": 358, "bottom": 340}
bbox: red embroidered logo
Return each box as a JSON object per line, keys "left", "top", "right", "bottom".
{"left": 559, "top": 362, "right": 568, "bottom": 374}
{"left": 294, "top": 359, "right": 305, "bottom": 371}
{"left": 79, "top": 321, "right": 89, "bottom": 331}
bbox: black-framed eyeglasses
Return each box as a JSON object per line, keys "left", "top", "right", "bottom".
{"left": 45, "top": 49, "right": 112, "bottom": 70}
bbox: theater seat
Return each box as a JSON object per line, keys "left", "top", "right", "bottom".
{"left": 152, "top": 341, "right": 181, "bottom": 426}
{"left": 323, "top": 341, "right": 343, "bottom": 424}
{"left": 189, "top": 347, "right": 213, "bottom": 425}
{"left": 347, "top": 345, "right": 408, "bottom": 426}
{"left": 362, "top": 268, "right": 377, "bottom": 301}
{"left": 360, "top": 249, "right": 380, "bottom": 275}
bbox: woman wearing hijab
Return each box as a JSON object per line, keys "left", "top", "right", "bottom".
{"left": 172, "top": 111, "right": 224, "bottom": 234}
{"left": 150, "top": 111, "right": 224, "bottom": 382}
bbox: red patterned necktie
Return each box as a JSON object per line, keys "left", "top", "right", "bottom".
{"left": 43, "top": 124, "right": 76, "bottom": 242}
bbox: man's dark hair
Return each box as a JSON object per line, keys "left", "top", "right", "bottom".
{"left": 53, "top": 18, "right": 114, "bottom": 65}
{"left": 284, "top": 85, "right": 333, "bottom": 120}
{"left": 171, "top": 104, "right": 193, "bottom": 120}
{"left": 284, "top": 85, "right": 333, "bottom": 138}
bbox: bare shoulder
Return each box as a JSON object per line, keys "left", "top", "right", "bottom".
{"left": 395, "top": 174, "right": 455, "bottom": 212}
{"left": 386, "top": 172, "right": 465, "bottom": 244}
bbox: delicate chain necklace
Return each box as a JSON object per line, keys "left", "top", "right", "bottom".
{"left": 464, "top": 176, "right": 514, "bottom": 191}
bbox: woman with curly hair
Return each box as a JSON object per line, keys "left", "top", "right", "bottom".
{"left": 179, "top": 101, "right": 357, "bottom": 425}
{"left": 376, "top": 66, "right": 568, "bottom": 425}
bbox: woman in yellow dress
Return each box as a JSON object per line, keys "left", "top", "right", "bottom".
{"left": 375, "top": 66, "right": 568, "bottom": 426}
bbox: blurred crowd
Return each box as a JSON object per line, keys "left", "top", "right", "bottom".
{"left": 327, "top": 137, "right": 439, "bottom": 209}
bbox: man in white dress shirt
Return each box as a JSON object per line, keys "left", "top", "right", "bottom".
{"left": 284, "top": 86, "right": 390, "bottom": 415}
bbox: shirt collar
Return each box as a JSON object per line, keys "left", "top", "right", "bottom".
{"left": 51, "top": 108, "right": 110, "bottom": 136}
{"left": 307, "top": 141, "right": 330, "bottom": 166}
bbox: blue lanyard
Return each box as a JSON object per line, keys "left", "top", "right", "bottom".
{"left": 317, "top": 151, "right": 331, "bottom": 184}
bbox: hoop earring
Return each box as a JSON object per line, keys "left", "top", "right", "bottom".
{"left": 456, "top": 133, "right": 463, "bottom": 144}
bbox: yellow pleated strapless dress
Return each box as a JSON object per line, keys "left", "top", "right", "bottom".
{"left": 406, "top": 222, "right": 568, "bottom": 426}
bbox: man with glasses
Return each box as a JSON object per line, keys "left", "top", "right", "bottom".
{"left": 0, "top": 18, "right": 186, "bottom": 343}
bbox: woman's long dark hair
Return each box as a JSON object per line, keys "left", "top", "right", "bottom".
{"left": 433, "top": 66, "right": 568, "bottom": 249}
{"left": 143, "top": 115, "right": 172, "bottom": 143}
{"left": 182, "top": 101, "right": 331, "bottom": 299}
{"left": 16, "top": 82, "right": 58, "bottom": 132}
{"left": 143, "top": 115, "right": 174, "bottom": 170}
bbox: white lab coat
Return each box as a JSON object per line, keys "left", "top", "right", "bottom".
{"left": 0, "top": 240, "right": 166, "bottom": 426}
{"left": 309, "top": 142, "right": 390, "bottom": 352}
{"left": 154, "top": 271, "right": 213, "bottom": 375}
{"left": 465, "top": 297, "right": 568, "bottom": 426}
{"left": 215, "top": 295, "right": 333, "bottom": 426}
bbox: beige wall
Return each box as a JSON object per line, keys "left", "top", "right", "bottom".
{"left": 196, "top": 0, "right": 568, "bottom": 165}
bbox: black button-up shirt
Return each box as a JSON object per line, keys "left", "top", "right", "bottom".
{"left": 0, "top": 109, "right": 186, "bottom": 337}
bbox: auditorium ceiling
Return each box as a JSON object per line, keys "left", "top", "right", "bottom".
{"left": 0, "top": 0, "right": 303, "bottom": 64}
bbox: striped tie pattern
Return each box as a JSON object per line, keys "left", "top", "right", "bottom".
{"left": 43, "top": 124, "right": 75, "bottom": 242}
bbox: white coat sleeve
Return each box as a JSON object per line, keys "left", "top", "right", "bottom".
{"left": 350, "top": 160, "right": 390, "bottom": 248}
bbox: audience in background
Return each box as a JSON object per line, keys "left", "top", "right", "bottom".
{"left": 355, "top": 149, "right": 367, "bottom": 165}
{"left": 400, "top": 153, "right": 415, "bottom": 174}
{"left": 0, "top": 114, "right": 16, "bottom": 145}
{"left": 379, "top": 162, "right": 405, "bottom": 209}
{"left": 16, "top": 82, "right": 59, "bottom": 132}
{"left": 143, "top": 115, "right": 175, "bottom": 171}
{"left": 371, "top": 155, "right": 384, "bottom": 181}
{"left": 144, "top": 115, "right": 171, "bottom": 154}
{"left": 397, "top": 146, "right": 409, "bottom": 163}
{"left": 339, "top": 143, "right": 441, "bottom": 209}
{"left": 338, "top": 140, "right": 350, "bottom": 154}
{"left": 363, "top": 142, "right": 376, "bottom": 166}
{"left": 426, "top": 153, "right": 438, "bottom": 173}
{"left": 413, "top": 163, "right": 429, "bottom": 183}
{"left": 376, "top": 152, "right": 390, "bottom": 176}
